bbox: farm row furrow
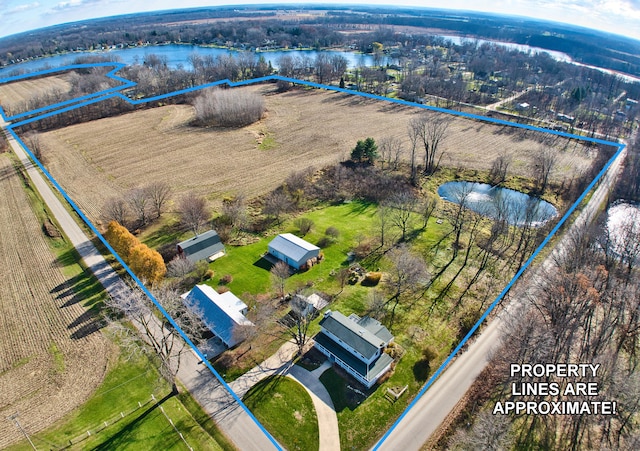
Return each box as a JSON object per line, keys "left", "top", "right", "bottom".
{"left": 39, "top": 84, "right": 595, "bottom": 226}
{"left": 0, "top": 154, "right": 109, "bottom": 448}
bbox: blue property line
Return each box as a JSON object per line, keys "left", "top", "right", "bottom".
{"left": 1, "top": 63, "right": 620, "bottom": 147}
{"left": 4, "top": 126, "right": 283, "bottom": 450}
{"left": 2, "top": 62, "right": 625, "bottom": 450}
{"left": 1, "top": 63, "right": 135, "bottom": 121}
{"left": 373, "top": 140, "right": 626, "bottom": 450}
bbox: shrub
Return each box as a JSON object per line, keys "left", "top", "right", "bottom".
{"left": 317, "top": 236, "right": 334, "bottom": 248}
{"left": 294, "top": 217, "right": 314, "bottom": 236}
{"left": 217, "top": 286, "right": 230, "bottom": 294}
{"left": 204, "top": 269, "right": 215, "bottom": 280}
{"left": 325, "top": 226, "right": 340, "bottom": 238}
{"left": 353, "top": 240, "right": 372, "bottom": 260}
{"left": 362, "top": 272, "right": 382, "bottom": 286}
{"left": 193, "top": 88, "right": 265, "bottom": 127}
{"left": 220, "top": 274, "right": 233, "bottom": 285}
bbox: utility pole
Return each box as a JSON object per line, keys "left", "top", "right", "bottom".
{"left": 8, "top": 413, "right": 37, "bottom": 450}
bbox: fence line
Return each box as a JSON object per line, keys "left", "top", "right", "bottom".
{"left": 154, "top": 395, "right": 194, "bottom": 451}
{"left": 56, "top": 395, "right": 156, "bottom": 449}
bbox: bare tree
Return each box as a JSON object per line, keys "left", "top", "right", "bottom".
{"left": 378, "top": 136, "right": 404, "bottom": 171}
{"left": 488, "top": 154, "right": 512, "bottom": 186}
{"left": 262, "top": 190, "right": 292, "bottom": 225}
{"left": 270, "top": 260, "right": 291, "bottom": 298}
{"left": 449, "top": 409, "right": 513, "bottom": 450}
{"left": 166, "top": 255, "right": 196, "bottom": 279}
{"left": 193, "top": 88, "right": 265, "bottom": 127}
{"left": 334, "top": 267, "right": 350, "bottom": 295}
{"left": 530, "top": 147, "right": 557, "bottom": 194}
{"left": 385, "top": 244, "right": 430, "bottom": 325}
{"left": 386, "top": 189, "right": 419, "bottom": 242}
{"left": 221, "top": 194, "right": 248, "bottom": 231}
{"left": 127, "top": 187, "right": 151, "bottom": 227}
{"left": 103, "top": 285, "right": 204, "bottom": 392}
{"left": 420, "top": 195, "right": 438, "bottom": 230}
{"left": 178, "top": 193, "right": 209, "bottom": 236}
{"left": 102, "top": 197, "right": 130, "bottom": 227}
{"left": 25, "top": 132, "right": 44, "bottom": 163}
{"left": 376, "top": 203, "right": 393, "bottom": 247}
{"left": 282, "top": 296, "right": 315, "bottom": 356}
{"left": 367, "top": 289, "right": 387, "bottom": 320}
{"left": 294, "top": 217, "right": 314, "bottom": 236}
{"left": 407, "top": 117, "right": 421, "bottom": 185}
{"left": 410, "top": 113, "right": 450, "bottom": 176}
{"left": 145, "top": 181, "right": 171, "bottom": 220}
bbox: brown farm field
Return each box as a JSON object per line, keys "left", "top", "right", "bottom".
{"left": 0, "top": 153, "right": 110, "bottom": 448}
{"left": 35, "top": 83, "right": 597, "bottom": 226}
{"left": 0, "top": 74, "right": 72, "bottom": 116}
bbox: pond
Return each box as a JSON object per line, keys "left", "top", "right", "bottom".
{"left": 437, "top": 181, "right": 557, "bottom": 226}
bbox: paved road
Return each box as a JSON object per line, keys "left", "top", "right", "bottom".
{"left": 374, "top": 142, "right": 627, "bottom": 451}
{"left": 1, "top": 121, "right": 279, "bottom": 451}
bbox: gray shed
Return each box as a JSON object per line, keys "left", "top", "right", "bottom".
{"left": 268, "top": 233, "right": 320, "bottom": 270}
{"left": 177, "top": 230, "right": 225, "bottom": 263}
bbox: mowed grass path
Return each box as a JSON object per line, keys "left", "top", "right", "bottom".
{"left": 243, "top": 376, "right": 319, "bottom": 451}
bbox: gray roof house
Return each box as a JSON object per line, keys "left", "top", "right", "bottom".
{"left": 181, "top": 284, "right": 253, "bottom": 348}
{"left": 314, "top": 310, "right": 394, "bottom": 388}
{"left": 268, "top": 233, "right": 320, "bottom": 270}
{"left": 177, "top": 230, "right": 225, "bottom": 263}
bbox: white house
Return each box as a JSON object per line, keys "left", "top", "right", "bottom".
{"left": 181, "top": 285, "right": 253, "bottom": 348}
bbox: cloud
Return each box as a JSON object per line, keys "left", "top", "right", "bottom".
{"left": 53, "top": 0, "right": 103, "bottom": 11}
{"left": 7, "top": 1, "right": 40, "bottom": 15}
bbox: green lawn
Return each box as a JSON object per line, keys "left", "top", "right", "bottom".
{"left": 243, "top": 376, "right": 319, "bottom": 451}
{"left": 8, "top": 352, "right": 229, "bottom": 451}
{"left": 207, "top": 201, "right": 379, "bottom": 297}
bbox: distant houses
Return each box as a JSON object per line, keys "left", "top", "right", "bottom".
{"left": 177, "top": 230, "right": 225, "bottom": 263}
{"left": 268, "top": 233, "right": 320, "bottom": 270}
{"left": 314, "top": 310, "right": 394, "bottom": 388}
{"left": 181, "top": 284, "right": 253, "bottom": 348}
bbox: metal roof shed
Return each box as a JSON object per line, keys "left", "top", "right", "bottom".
{"left": 177, "top": 229, "right": 225, "bottom": 263}
{"left": 267, "top": 233, "right": 320, "bottom": 270}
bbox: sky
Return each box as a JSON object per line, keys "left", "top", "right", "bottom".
{"left": 1, "top": 0, "right": 640, "bottom": 41}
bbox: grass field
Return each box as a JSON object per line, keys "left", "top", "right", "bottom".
{"left": 243, "top": 376, "right": 319, "bottom": 451}
{"left": 7, "top": 351, "right": 229, "bottom": 451}
{"left": 35, "top": 83, "right": 596, "bottom": 226}
{"left": 0, "top": 153, "right": 109, "bottom": 448}
{"left": 207, "top": 201, "right": 379, "bottom": 296}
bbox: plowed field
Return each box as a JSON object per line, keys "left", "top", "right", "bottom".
{"left": 38, "top": 84, "right": 596, "bottom": 225}
{"left": 0, "top": 74, "right": 72, "bottom": 116}
{"left": 0, "top": 154, "right": 109, "bottom": 448}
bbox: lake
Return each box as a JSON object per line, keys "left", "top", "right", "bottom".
{"left": 438, "top": 181, "right": 557, "bottom": 226}
{"left": 0, "top": 45, "right": 391, "bottom": 77}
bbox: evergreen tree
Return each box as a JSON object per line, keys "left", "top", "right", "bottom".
{"left": 350, "top": 137, "right": 378, "bottom": 164}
